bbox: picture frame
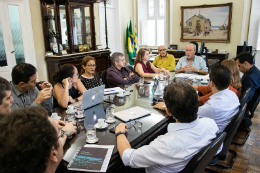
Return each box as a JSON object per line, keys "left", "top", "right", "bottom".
{"left": 78, "top": 44, "right": 83, "bottom": 52}
{"left": 180, "top": 3, "right": 233, "bottom": 43}
{"left": 83, "top": 43, "right": 90, "bottom": 52}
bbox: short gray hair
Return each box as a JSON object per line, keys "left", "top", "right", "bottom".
{"left": 111, "top": 52, "right": 124, "bottom": 65}
{"left": 186, "top": 43, "right": 196, "bottom": 51}
{"left": 158, "top": 45, "right": 167, "bottom": 50}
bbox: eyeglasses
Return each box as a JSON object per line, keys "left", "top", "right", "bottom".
{"left": 73, "top": 73, "right": 79, "bottom": 78}
{"left": 158, "top": 49, "right": 166, "bottom": 51}
{"left": 128, "top": 120, "right": 143, "bottom": 130}
{"left": 86, "top": 64, "right": 97, "bottom": 68}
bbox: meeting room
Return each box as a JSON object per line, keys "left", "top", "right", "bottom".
{"left": 0, "top": 0, "right": 260, "bottom": 172}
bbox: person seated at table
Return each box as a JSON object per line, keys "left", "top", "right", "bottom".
{"left": 107, "top": 52, "right": 140, "bottom": 88}
{"left": 193, "top": 59, "right": 241, "bottom": 105}
{"left": 53, "top": 64, "right": 87, "bottom": 108}
{"left": 235, "top": 52, "right": 260, "bottom": 103}
{"left": 134, "top": 48, "right": 170, "bottom": 77}
{"left": 0, "top": 77, "right": 13, "bottom": 121}
{"left": 11, "top": 63, "right": 53, "bottom": 113}
{"left": 115, "top": 81, "right": 220, "bottom": 173}
{"left": 197, "top": 65, "right": 240, "bottom": 132}
{"left": 0, "top": 106, "right": 76, "bottom": 173}
{"left": 152, "top": 45, "right": 175, "bottom": 71}
{"left": 175, "top": 43, "right": 208, "bottom": 74}
{"left": 79, "top": 56, "right": 103, "bottom": 90}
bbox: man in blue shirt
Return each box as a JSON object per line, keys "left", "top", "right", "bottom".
{"left": 235, "top": 52, "right": 260, "bottom": 103}
{"left": 115, "top": 81, "right": 219, "bottom": 173}
{"left": 175, "top": 43, "right": 208, "bottom": 74}
{"left": 198, "top": 65, "right": 240, "bottom": 132}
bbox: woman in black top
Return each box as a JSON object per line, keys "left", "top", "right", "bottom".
{"left": 53, "top": 64, "right": 87, "bottom": 108}
{"left": 79, "top": 56, "right": 103, "bottom": 90}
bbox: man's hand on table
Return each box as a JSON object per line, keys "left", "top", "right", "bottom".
{"left": 115, "top": 123, "right": 128, "bottom": 134}
{"left": 62, "top": 122, "right": 77, "bottom": 136}
{"left": 153, "top": 102, "right": 166, "bottom": 111}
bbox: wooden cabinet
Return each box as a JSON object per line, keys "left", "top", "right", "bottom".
{"left": 45, "top": 49, "right": 111, "bottom": 85}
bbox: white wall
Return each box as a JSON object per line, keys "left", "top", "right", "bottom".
{"left": 248, "top": 0, "right": 260, "bottom": 69}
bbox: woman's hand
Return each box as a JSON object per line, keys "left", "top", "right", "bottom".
{"left": 68, "top": 96, "right": 76, "bottom": 103}
{"left": 62, "top": 78, "right": 69, "bottom": 87}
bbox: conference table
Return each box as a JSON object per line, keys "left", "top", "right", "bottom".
{"left": 55, "top": 75, "right": 208, "bottom": 173}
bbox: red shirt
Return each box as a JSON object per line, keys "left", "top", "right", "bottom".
{"left": 135, "top": 61, "right": 153, "bottom": 74}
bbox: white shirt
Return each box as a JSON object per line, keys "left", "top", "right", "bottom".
{"left": 198, "top": 88, "right": 240, "bottom": 132}
{"left": 122, "top": 118, "right": 220, "bottom": 173}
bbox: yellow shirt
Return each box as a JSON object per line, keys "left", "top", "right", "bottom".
{"left": 152, "top": 53, "right": 175, "bottom": 71}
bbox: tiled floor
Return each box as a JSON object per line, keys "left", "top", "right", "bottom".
{"left": 205, "top": 104, "right": 260, "bottom": 173}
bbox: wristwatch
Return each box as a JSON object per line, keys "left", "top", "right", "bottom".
{"left": 197, "top": 69, "right": 199, "bottom": 73}
{"left": 75, "top": 97, "right": 79, "bottom": 102}
{"left": 61, "top": 129, "right": 70, "bottom": 137}
{"left": 115, "top": 131, "right": 126, "bottom": 137}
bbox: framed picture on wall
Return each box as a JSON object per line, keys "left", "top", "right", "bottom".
{"left": 180, "top": 3, "right": 232, "bottom": 43}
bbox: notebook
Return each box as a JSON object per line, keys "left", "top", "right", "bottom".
{"left": 67, "top": 145, "right": 114, "bottom": 172}
{"left": 114, "top": 106, "right": 151, "bottom": 122}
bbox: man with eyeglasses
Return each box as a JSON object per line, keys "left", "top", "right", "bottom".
{"left": 152, "top": 45, "right": 175, "bottom": 71}
{"left": 115, "top": 81, "right": 220, "bottom": 173}
{"left": 0, "top": 106, "right": 77, "bottom": 173}
{"left": 175, "top": 43, "right": 208, "bottom": 74}
{"left": 10, "top": 63, "right": 53, "bottom": 114}
{"left": 107, "top": 52, "right": 140, "bottom": 88}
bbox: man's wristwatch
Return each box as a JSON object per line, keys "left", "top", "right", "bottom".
{"left": 61, "top": 129, "right": 70, "bottom": 137}
{"left": 197, "top": 69, "right": 199, "bottom": 73}
{"left": 115, "top": 131, "right": 126, "bottom": 137}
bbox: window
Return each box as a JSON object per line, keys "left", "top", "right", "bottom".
{"left": 140, "top": 0, "right": 167, "bottom": 47}
{"left": 189, "top": 22, "right": 192, "bottom": 26}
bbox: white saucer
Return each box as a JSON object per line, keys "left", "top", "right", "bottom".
{"left": 94, "top": 123, "right": 108, "bottom": 129}
{"left": 66, "top": 110, "right": 76, "bottom": 114}
{"left": 106, "top": 119, "right": 116, "bottom": 124}
{"left": 86, "top": 137, "right": 98, "bottom": 144}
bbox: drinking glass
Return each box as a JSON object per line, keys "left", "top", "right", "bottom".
{"left": 125, "top": 85, "right": 130, "bottom": 95}
{"left": 139, "top": 86, "right": 144, "bottom": 95}
{"left": 185, "top": 66, "right": 192, "bottom": 74}
{"left": 86, "top": 125, "right": 97, "bottom": 141}
{"left": 139, "top": 77, "right": 144, "bottom": 85}
{"left": 106, "top": 107, "right": 115, "bottom": 123}
{"left": 159, "top": 72, "right": 164, "bottom": 80}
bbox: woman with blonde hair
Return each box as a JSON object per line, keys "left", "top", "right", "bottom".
{"left": 134, "top": 48, "right": 170, "bottom": 77}
{"left": 79, "top": 56, "right": 103, "bottom": 90}
{"left": 194, "top": 59, "right": 241, "bottom": 105}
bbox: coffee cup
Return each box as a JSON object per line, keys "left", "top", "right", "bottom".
{"left": 98, "top": 119, "right": 106, "bottom": 127}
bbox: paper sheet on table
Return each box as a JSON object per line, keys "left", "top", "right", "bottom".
{"left": 104, "top": 87, "right": 123, "bottom": 95}
{"left": 175, "top": 74, "right": 209, "bottom": 80}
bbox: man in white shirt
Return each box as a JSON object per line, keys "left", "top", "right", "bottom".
{"left": 115, "top": 81, "right": 220, "bottom": 173}
{"left": 198, "top": 65, "right": 240, "bottom": 132}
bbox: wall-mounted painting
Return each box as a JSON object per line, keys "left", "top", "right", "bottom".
{"left": 180, "top": 3, "right": 232, "bottom": 43}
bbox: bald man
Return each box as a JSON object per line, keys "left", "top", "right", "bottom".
{"left": 152, "top": 45, "right": 175, "bottom": 71}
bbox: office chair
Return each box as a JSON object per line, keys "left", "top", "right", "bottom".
{"left": 232, "top": 88, "right": 251, "bottom": 145}
{"left": 208, "top": 104, "right": 247, "bottom": 169}
{"left": 180, "top": 132, "right": 226, "bottom": 173}
{"left": 101, "top": 69, "right": 109, "bottom": 88}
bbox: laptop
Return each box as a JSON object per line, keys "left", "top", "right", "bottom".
{"left": 83, "top": 103, "right": 106, "bottom": 126}
{"left": 81, "top": 85, "right": 105, "bottom": 110}
{"left": 114, "top": 106, "right": 151, "bottom": 122}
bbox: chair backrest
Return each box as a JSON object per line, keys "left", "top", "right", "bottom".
{"left": 190, "top": 41, "right": 198, "bottom": 55}
{"left": 247, "top": 87, "right": 260, "bottom": 118}
{"left": 126, "top": 65, "right": 134, "bottom": 73}
{"left": 101, "top": 69, "right": 108, "bottom": 88}
{"left": 239, "top": 88, "right": 251, "bottom": 109}
{"left": 180, "top": 132, "right": 226, "bottom": 173}
{"left": 218, "top": 104, "right": 247, "bottom": 156}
